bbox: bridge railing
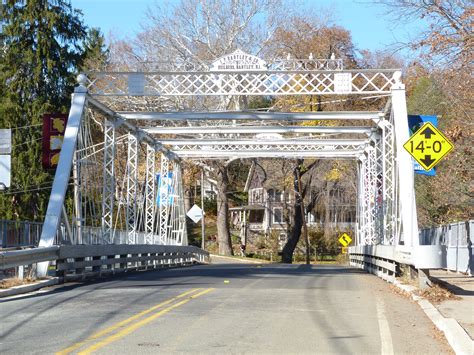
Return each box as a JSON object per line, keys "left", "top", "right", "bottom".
{"left": 0, "top": 244, "right": 209, "bottom": 281}
{"left": 349, "top": 220, "right": 473, "bottom": 281}
{"left": 0, "top": 221, "right": 166, "bottom": 248}
{"left": 419, "top": 220, "right": 472, "bottom": 274}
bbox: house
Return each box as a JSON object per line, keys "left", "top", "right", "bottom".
{"left": 230, "top": 159, "right": 356, "bottom": 250}
{"left": 230, "top": 160, "right": 293, "bottom": 248}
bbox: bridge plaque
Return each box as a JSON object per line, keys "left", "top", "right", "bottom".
{"left": 403, "top": 122, "right": 453, "bottom": 171}
{"left": 210, "top": 49, "right": 267, "bottom": 71}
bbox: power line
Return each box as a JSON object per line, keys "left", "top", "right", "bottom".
{"left": 8, "top": 123, "right": 43, "bottom": 130}
{"left": 11, "top": 137, "right": 43, "bottom": 148}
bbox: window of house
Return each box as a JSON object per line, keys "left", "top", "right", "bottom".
{"left": 250, "top": 188, "right": 263, "bottom": 204}
{"left": 273, "top": 207, "right": 283, "bottom": 224}
{"left": 267, "top": 189, "right": 275, "bottom": 201}
{"left": 274, "top": 190, "right": 282, "bottom": 202}
{"left": 249, "top": 209, "right": 264, "bottom": 223}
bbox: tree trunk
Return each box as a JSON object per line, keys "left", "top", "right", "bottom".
{"left": 282, "top": 201, "right": 303, "bottom": 263}
{"left": 215, "top": 164, "right": 233, "bottom": 255}
{"left": 281, "top": 162, "right": 303, "bottom": 263}
{"left": 184, "top": 187, "right": 193, "bottom": 212}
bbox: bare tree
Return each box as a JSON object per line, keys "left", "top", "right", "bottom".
{"left": 112, "top": 0, "right": 286, "bottom": 255}
{"left": 372, "top": 0, "right": 472, "bottom": 68}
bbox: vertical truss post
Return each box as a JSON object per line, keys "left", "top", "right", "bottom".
{"left": 373, "top": 131, "right": 384, "bottom": 243}
{"left": 171, "top": 162, "right": 188, "bottom": 246}
{"left": 360, "top": 147, "right": 377, "bottom": 245}
{"left": 73, "top": 149, "right": 82, "bottom": 245}
{"left": 145, "top": 144, "right": 156, "bottom": 244}
{"left": 380, "top": 120, "right": 396, "bottom": 244}
{"left": 158, "top": 154, "right": 170, "bottom": 244}
{"left": 355, "top": 160, "right": 363, "bottom": 245}
{"left": 367, "top": 146, "right": 378, "bottom": 244}
{"left": 391, "top": 76, "right": 419, "bottom": 247}
{"left": 101, "top": 120, "right": 116, "bottom": 244}
{"left": 126, "top": 133, "right": 138, "bottom": 244}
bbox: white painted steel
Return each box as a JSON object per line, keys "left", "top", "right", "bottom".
{"left": 173, "top": 150, "right": 363, "bottom": 159}
{"left": 86, "top": 96, "right": 180, "bottom": 162}
{"left": 37, "top": 89, "right": 87, "bottom": 277}
{"left": 391, "top": 83, "right": 419, "bottom": 248}
{"left": 86, "top": 69, "right": 398, "bottom": 97}
{"left": 101, "top": 120, "right": 116, "bottom": 244}
{"left": 158, "top": 155, "right": 170, "bottom": 244}
{"left": 120, "top": 111, "right": 382, "bottom": 121}
{"left": 159, "top": 138, "right": 369, "bottom": 146}
{"left": 145, "top": 126, "right": 374, "bottom": 135}
{"left": 145, "top": 144, "right": 156, "bottom": 244}
{"left": 126, "top": 133, "right": 138, "bottom": 244}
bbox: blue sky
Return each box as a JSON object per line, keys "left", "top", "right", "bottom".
{"left": 70, "top": 0, "right": 421, "bottom": 53}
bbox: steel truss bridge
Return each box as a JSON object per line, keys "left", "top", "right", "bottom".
{"left": 35, "top": 51, "right": 443, "bottom": 277}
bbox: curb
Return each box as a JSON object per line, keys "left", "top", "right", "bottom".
{"left": 0, "top": 277, "right": 60, "bottom": 298}
{"left": 393, "top": 280, "right": 473, "bottom": 355}
{"left": 210, "top": 254, "right": 269, "bottom": 264}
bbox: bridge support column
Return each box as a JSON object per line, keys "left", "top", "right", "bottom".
{"left": 145, "top": 144, "right": 156, "bottom": 244}
{"left": 101, "top": 120, "right": 116, "bottom": 244}
{"left": 391, "top": 77, "right": 419, "bottom": 248}
{"left": 37, "top": 85, "right": 87, "bottom": 277}
{"left": 126, "top": 133, "right": 138, "bottom": 244}
{"left": 158, "top": 154, "right": 170, "bottom": 244}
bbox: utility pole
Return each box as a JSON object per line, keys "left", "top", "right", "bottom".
{"left": 201, "top": 169, "right": 206, "bottom": 250}
{"left": 297, "top": 167, "right": 310, "bottom": 265}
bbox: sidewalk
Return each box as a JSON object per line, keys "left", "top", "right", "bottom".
{"left": 429, "top": 269, "right": 474, "bottom": 340}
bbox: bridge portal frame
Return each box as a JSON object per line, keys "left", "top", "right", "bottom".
{"left": 37, "top": 55, "right": 426, "bottom": 276}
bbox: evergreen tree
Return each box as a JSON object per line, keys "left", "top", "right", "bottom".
{"left": 81, "top": 27, "right": 109, "bottom": 71}
{"left": 0, "top": 0, "right": 86, "bottom": 220}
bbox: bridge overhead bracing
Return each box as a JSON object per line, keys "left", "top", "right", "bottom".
{"left": 37, "top": 52, "right": 426, "bottom": 276}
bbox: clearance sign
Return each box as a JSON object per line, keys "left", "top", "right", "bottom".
{"left": 42, "top": 113, "right": 68, "bottom": 169}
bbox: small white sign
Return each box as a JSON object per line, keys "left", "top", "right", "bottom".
{"left": 210, "top": 49, "right": 267, "bottom": 72}
{"left": 0, "top": 129, "right": 11, "bottom": 154}
{"left": 0, "top": 155, "right": 11, "bottom": 188}
{"left": 334, "top": 73, "right": 352, "bottom": 93}
{"left": 128, "top": 73, "right": 146, "bottom": 95}
{"left": 187, "top": 204, "right": 203, "bottom": 223}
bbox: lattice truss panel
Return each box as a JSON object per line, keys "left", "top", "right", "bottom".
{"left": 86, "top": 69, "right": 398, "bottom": 97}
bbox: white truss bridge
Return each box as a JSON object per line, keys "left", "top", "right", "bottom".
{"left": 36, "top": 50, "right": 442, "bottom": 276}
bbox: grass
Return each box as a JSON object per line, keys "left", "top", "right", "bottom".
{"left": 0, "top": 277, "right": 36, "bottom": 289}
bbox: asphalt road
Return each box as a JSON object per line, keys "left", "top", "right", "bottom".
{"left": 0, "top": 261, "right": 452, "bottom": 354}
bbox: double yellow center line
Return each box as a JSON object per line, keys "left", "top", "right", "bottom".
{"left": 57, "top": 287, "right": 214, "bottom": 355}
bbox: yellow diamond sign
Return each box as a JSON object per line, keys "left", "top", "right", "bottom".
{"left": 338, "top": 233, "right": 352, "bottom": 247}
{"left": 403, "top": 122, "right": 454, "bottom": 171}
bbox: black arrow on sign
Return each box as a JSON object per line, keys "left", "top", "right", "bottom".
{"left": 420, "top": 126, "right": 436, "bottom": 139}
{"left": 421, "top": 155, "right": 436, "bottom": 167}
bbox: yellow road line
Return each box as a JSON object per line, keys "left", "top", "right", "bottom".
{"left": 78, "top": 288, "right": 214, "bottom": 355}
{"left": 56, "top": 288, "right": 203, "bottom": 355}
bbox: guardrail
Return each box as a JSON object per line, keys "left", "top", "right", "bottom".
{"left": 0, "top": 245, "right": 209, "bottom": 281}
{"left": 420, "top": 220, "right": 472, "bottom": 274}
{"left": 348, "top": 220, "right": 473, "bottom": 282}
